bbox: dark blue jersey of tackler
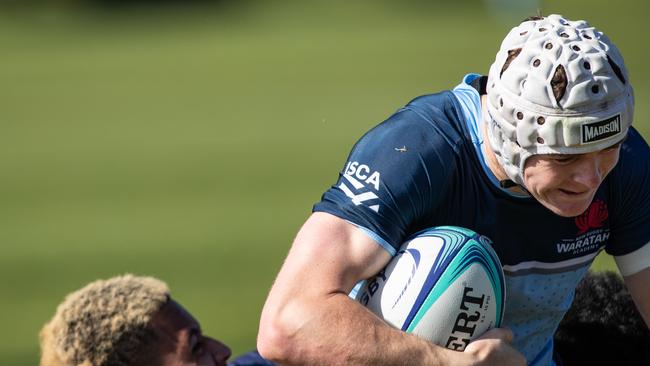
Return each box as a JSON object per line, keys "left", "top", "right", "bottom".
{"left": 313, "top": 74, "right": 650, "bottom": 366}
{"left": 228, "top": 351, "right": 277, "bottom": 366}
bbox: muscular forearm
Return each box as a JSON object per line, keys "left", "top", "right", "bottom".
{"left": 258, "top": 291, "right": 460, "bottom": 366}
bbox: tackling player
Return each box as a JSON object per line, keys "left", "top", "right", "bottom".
{"left": 40, "top": 274, "right": 275, "bottom": 366}
{"left": 257, "top": 14, "right": 649, "bottom": 366}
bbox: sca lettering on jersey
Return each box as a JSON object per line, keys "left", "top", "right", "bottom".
{"left": 556, "top": 199, "right": 611, "bottom": 255}
{"left": 339, "top": 161, "right": 382, "bottom": 212}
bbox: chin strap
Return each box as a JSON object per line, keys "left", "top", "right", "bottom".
{"left": 499, "top": 179, "right": 518, "bottom": 189}
{"left": 499, "top": 179, "right": 532, "bottom": 197}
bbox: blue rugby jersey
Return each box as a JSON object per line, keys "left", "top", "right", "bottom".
{"left": 313, "top": 74, "right": 650, "bottom": 365}
{"left": 228, "top": 351, "right": 277, "bottom": 366}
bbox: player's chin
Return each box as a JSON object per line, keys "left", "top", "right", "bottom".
{"left": 539, "top": 192, "right": 594, "bottom": 217}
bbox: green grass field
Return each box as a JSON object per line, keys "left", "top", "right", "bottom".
{"left": 1, "top": 1, "right": 648, "bottom": 364}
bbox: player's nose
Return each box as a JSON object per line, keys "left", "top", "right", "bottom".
{"left": 572, "top": 155, "right": 603, "bottom": 190}
{"left": 204, "top": 336, "right": 231, "bottom": 366}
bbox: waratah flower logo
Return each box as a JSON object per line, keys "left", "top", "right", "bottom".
{"left": 575, "top": 199, "right": 608, "bottom": 235}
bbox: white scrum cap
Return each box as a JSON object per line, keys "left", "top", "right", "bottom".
{"left": 485, "top": 14, "right": 634, "bottom": 186}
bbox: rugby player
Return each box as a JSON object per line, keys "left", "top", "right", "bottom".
{"left": 257, "top": 15, "right": 649, "bottom": 366}
{"left": 40, "top": 274, "right": 275, "bottom": 366}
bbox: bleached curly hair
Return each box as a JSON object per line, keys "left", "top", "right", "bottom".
{"left": 39, "top": 274, "right": 170, "bottom": 366}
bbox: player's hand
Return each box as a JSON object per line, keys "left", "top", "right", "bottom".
{"left": 462, "top": 328, "right": 526, "bottom": 366}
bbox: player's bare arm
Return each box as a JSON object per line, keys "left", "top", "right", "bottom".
{"left": 623, "top": 266, "right": 650, "bottom": 328}
{"left": 257, "top": 212, "right": 525, "bottom": 366}
{"left": 616, "top": 239, "right": 650, "bottom": 328}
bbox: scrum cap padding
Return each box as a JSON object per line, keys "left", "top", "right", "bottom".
{"left": 485, "top": 14, "right": 634, "bottom": 185}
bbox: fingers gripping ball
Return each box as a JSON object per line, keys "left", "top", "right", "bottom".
{"left": 355, "top": 227, "right": 506, "bottom": 351}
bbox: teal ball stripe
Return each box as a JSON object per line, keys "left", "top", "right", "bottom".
{"left": 406, "top": 239, "right": 505, "bottom": 332}
{"left": 449, "top": 241, "right": 505, "bottom": 326}
{"left": 416, "top": 231, "right": 466, "bottom": 275}
{"left": 400, "top": 230, "right": 468, "bottom": 330}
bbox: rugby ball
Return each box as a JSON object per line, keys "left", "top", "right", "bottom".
{"left": 354, "top": 226, "right": 505, "bottom": 351}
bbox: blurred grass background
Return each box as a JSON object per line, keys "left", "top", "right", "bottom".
{"left": 0, "top": 0, "right": 647, "bottom": 364}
